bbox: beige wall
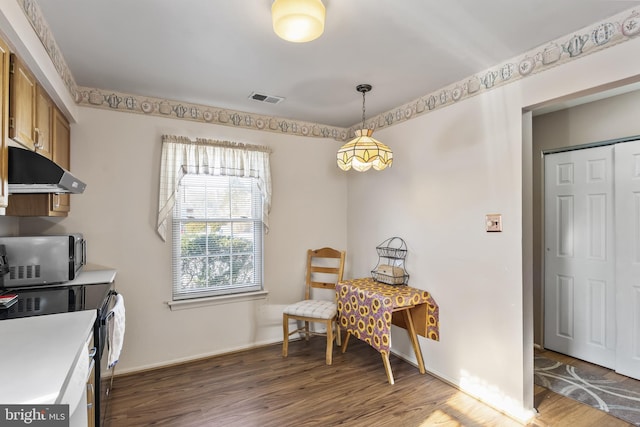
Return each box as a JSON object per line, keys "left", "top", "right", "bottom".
{"left": 345, "top": 38, "right": 640, "bottom": 420}
{"left": 18, "top": 108, "right": 348, "bottom": 371}
{"left": 531, "top": 89, "right": 640, "bottom": 345}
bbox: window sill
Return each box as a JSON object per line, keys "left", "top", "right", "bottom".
{"left": 166, "top": 290, "right": 269, "bottom": 311}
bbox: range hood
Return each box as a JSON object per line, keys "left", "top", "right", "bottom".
{"left": 7, "top": 146, "right": 86, "bottom": 194}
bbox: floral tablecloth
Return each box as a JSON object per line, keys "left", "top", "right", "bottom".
{"left": 336, "top": 277, "right": 439, "bottom": 356}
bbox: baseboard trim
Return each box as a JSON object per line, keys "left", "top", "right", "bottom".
{"left": 110, "top": 338, "right": 285, "bottom": 378}
{"left": 391, "top": 348, "right": 535, "bottom": 425}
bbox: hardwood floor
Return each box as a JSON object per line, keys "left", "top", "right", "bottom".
{"left": 105, "top": 339, "right": 633, "bottom": 426}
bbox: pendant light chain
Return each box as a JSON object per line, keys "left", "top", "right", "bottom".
{"left": 361, "top": 89, "right": 366, "bottom": 130}
{"left": 356, "top": 83, "right": 371, "bottom": 130}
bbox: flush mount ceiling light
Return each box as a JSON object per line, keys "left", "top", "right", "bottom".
{"left": 337, "top": 84, "right": 393, "bottom": 172}
{"left": 272, "top": 0, "right": 326, "bottom": 43}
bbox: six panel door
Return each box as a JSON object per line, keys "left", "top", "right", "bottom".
{"left": 544, "top": 146, "right": 616, "bottom": 369}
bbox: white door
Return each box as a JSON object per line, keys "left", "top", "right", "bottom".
{"left": 614, "top": 140, "right": 640, "bottom": 380}
{"left": 544, "top": 146, "right": 616, "bottom": 368}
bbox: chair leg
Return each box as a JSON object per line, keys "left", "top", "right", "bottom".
{"left": 335, "top": 319, "right": 342, "bottom": 346}
{"left": 282, "top": 314, "right": 289, "bottom": 358}
{"left": 304, "top": 321, "right": 310, "bottom": 341}
{"left": 326, "top": 319, "right": 333, "bottom": 365}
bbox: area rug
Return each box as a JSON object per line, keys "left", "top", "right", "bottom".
{"left": 534, "top": 356, "right": 640, "bottom": 426}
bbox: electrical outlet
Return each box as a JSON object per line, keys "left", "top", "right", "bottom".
{"left": 486, "top": 214, "right": 502, "bottom": 232}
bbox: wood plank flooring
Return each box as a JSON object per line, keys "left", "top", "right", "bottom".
{"left": 105, "top": 339, "right": 633, "bottom": 426}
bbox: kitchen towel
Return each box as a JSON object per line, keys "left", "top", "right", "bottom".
{"left": 108, "top": 293, "right": 125, "bottom": 368}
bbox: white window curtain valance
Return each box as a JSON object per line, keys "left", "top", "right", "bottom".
{"left": 157, "top": 135, "right": 272, "bottom": 241}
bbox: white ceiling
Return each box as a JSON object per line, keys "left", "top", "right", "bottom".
{"left": 35, "top": 0, "right": 640, "bottom": 128}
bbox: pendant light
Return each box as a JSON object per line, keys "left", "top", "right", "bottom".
{"left": 337, "top": 84, "right": 393, "bottom": 172}
{"left": 272, "top": 0, "right": 326, "bottom": 43}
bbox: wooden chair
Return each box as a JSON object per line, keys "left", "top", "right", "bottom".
{"left": 282, "top": 247, "right": 346, "bottom": 365}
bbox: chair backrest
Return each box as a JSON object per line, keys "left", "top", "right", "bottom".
{"left": 305, "top": 247, "right": 346, "bottom": 300}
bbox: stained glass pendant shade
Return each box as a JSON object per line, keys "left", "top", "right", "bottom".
{"left": 337, "top": 84, "right": 393, "bottom": 172}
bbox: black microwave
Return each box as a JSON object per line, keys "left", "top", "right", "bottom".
{"left": 0, "top": 234, "right": 86, "bottom": 288}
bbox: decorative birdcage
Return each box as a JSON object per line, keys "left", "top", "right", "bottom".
{"left": 371, "top": 237, "right": 409, "bottom": 286}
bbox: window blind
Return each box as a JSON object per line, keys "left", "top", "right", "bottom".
{"left": 172, "top": 174, "right": 263, "bottom": 299}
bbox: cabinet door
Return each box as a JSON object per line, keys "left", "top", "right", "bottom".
{"left": 8, "top": 54, "right": 36, "bottom": 150}
{"left": 35, "top": 85, "right": 53, "bottom": 159}
{"left": 50, "top": 107, "right": 70, "bottom": 213}
{"left": 0, "top": 37, "right": 9, "bottom": 210}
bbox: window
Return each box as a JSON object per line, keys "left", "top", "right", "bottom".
{"left": 157, "top": 135, "right": 272, "bottom": 302}
{"left": 172, "top": 175, "right": 263, "bottom": 299}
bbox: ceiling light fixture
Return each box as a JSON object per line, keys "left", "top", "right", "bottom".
{"left": 272, "top": 0, "right": 325, "bottom": 43}
{"left": 337, "top": 84, "right": 393, "bottom": 172}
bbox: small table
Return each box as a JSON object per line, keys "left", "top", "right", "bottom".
{"left": 336, "top": 277, "right": 439, "bottom": 384}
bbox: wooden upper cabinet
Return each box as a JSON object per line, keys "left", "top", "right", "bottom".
{"left": 0, "top": 37, "right": 9, "bottom": 211}
{"left": 8, "top": 54, "right": 36, "bottom": 150}
{"left": 35, "top": 85, "right": 53, "bottom": 159}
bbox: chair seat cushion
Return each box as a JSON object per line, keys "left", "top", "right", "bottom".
{"left": 283, "top": 299, "right": 337, "bottom": 319}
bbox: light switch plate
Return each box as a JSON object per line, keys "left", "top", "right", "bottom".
{"left": 486, "top": 214, "right": 502, "bottom": 232}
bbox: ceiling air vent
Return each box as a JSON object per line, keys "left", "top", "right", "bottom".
{"left": 249, "top": 92, "right": 284, "bottom": 105}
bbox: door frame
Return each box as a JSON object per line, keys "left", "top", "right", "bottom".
{"left": 522, "top": 74, "right": 640, "bottom": 418}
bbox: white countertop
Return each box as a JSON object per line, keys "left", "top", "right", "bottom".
{"left": 0, "top": 310, "right": 96, "bottom": 405}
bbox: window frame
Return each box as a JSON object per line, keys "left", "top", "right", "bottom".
{"left": 171, "top": 174, "right": 264, "bottom": 301}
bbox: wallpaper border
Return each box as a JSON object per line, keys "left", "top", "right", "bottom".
{"left": 18, "top": 1, "right": 640, "bottom": 142}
